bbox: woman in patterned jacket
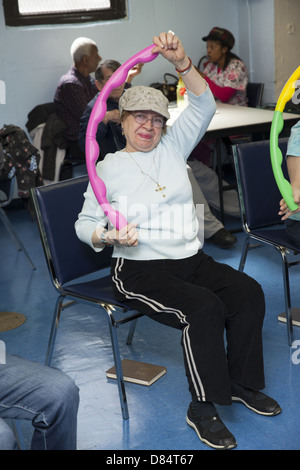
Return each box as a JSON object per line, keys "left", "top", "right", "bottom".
{"left": 199, "top": 26, "right": 248, "bottom": 106}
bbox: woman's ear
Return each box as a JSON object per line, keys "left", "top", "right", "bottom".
{"left": 95, "top": 80, "right": 102, "bottom": 91}
{"left": 222, "top": 46, "right": 228, "bottom": 55}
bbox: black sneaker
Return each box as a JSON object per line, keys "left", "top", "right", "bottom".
{"left": 208, "top": 228, "right": 237, "bottom": 248}
{"left": 186, "top": 403, "right": 237, "bottom": 450}
{"left": 231, "top": 385, "right": 282, "bottom": 416}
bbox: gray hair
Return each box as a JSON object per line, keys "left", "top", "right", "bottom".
{"left": 70, "top": 37, "right": 97, "bottom": 63}
{"left": 95, "top": 60, "right": 121, "bottom": 82}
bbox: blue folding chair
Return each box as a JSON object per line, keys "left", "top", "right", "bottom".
{"left": 233, "top": 138, "right": 300, "bottom": 346}
{"left": 31, "top": 175, "right": 144, "bottom": 419}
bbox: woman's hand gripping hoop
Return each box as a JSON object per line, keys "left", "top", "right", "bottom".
{"left": 85, "top": 45, "right": 158, "bottom": 230}
{"left": 270, "top": 66, "right": 300, "bottom": 211}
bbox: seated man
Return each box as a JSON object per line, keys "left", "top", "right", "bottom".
{"left": 54, "top": 37, "right": 102, "bottom": 161}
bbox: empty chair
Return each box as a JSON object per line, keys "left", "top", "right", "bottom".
{"left": 246, "top": 82, "right": 264, "bottom": 108}
{"left": 216, "top": 83, "right": 265, "bottom": 223}
{"left": 233, "top": 138, "right": 300, "bottom": 346}
{"left": 31, "top": 175, "right": 144, "bottom": 419}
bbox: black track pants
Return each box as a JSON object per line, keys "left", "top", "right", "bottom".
{"left": 111, "top": 250, "right": 265, "bottom": 405}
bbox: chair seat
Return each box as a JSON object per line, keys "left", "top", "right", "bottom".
{"left": 63, "top": 275, "right": 128, "bottom": 309}
{"left": 251, "top": 228, "right": 300, "bottom": 253}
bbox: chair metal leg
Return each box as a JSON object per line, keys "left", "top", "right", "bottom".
{"left": 126, "top": 318, "right": 138, "bottom": 345}
{"left": 12, "top": 419, "right": 26, "bottom": 450}
{"left": 279, "top": 248, "right": 294, "bottom": 346}
{"left": 0, "top": 208, "right": 36, "bottom": 270}
{"left": 46, "top": 298, "right": 131, "bottom": 418}
{"left": 45, "top": 296, "right": 64, "bottom": 366}
{"left": 105, "top": 307, "right": 129, "bottom": 420}
{"left": 238, "top": 236, "right": 250, "bottom": 271}
{"left": 215, "top": 138, "right": 225, "bottom": 225}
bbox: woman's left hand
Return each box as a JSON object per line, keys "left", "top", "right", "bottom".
{"left": 279, "top": 197, "right": 300, "bottom": 220}
{"left": 152, "top": 31, "right": 188, "bottom": 71}
{"left": 152, "top": 31, "right": 207, "bottom": 97}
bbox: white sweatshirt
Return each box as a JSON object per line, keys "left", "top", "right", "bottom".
{"left": 75, "top": 86, "right": 216, "bottom": 260}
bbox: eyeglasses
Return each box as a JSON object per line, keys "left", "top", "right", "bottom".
{"left": 131, "top": 112, "right": 165, "bottom": 128}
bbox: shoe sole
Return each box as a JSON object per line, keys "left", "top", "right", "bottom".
{"left": 231, "top": 396, "right": 282, "bottom": 416}
{"left": 186, "top": 415, "right": 237, "bottom": 450}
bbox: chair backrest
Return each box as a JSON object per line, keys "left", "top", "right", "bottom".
{"left": 233, "top": 138, "right": 289, "bottom": 230}
{"left": 100, "top": 122, "right": 122, "bottom": 157}
{"left": 246, "top": 82, "right": 264, "bottom": 108}
{"left": 31, "top": 175, "right": 112, "bottom": 286}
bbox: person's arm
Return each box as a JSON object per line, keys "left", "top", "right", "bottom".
{"left": 204, "top": 76, "right": 236, "bottom": 102}
{"left": 279, "top": 121, "right": 300, "bottom": 219}
{"left": 126, "top": 63, "right": 144, "bottom": 84}
{"left": 75, "top": 174, "right": 139, "bottom": 250}
{"left": 279, "top": 155, "right": 300, "bottom": 219}
{"left": 152, "top": 32, "right": 206, "bottom": 97}
{"left": 102, "top": 109, "right": 121, "bottom": 126}
{"left": 287, "top": 156, "right": 300, "bottom": 201}
{"left": 152, "top": 32, "right": 215, "bottom": 160}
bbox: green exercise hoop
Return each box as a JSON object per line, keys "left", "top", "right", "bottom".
{"left": 270, "top": 66, "right": 300, "bottom": 211}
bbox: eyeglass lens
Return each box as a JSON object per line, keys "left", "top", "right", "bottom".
{"left": 133, "top": 113, "right": 165, "bottom": 128}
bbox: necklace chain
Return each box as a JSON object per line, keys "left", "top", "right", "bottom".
{"left": 125, "top": 148, "right": 166, "bottom": 197}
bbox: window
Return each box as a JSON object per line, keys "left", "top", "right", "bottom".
{"left": 3, "top": 0, "right": 127, "bottom": 26}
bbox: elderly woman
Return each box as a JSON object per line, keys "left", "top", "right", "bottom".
{"left": 75, "top": 32, "right": 280, "bottom": 450}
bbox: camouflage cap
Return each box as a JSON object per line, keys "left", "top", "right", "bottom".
{"left": 119, "top": 86, "right": 170, "bottom": 119}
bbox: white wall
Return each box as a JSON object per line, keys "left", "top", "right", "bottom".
{"left": 237, "top": 0, "right": 275, "bottom": 104}
{"left": 0, "top": 0, "right": 275, "bottom": 131}
{"left": 274, "top": 0, "right": 300, "bottom": 99}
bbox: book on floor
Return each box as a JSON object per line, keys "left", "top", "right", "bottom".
{"left": 278, "top": 309, "right": 300, "bottom": 327}
{"left": 106, "top": 359, "right": 167, "bottom": 386}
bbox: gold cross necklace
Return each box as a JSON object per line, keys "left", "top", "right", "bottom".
{"left": 125, "top": 148, "right": 166, "bottom": 197}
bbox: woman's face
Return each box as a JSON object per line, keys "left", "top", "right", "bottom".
{"left": 122, "top": 111, "right": 163, "bottom": 153}
{"left": 206, "top": 40, "right": 228, "bottom": 66}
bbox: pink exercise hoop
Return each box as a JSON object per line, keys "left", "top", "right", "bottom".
{"left": 85, "top": 45, "right": 158, "bottom": 230}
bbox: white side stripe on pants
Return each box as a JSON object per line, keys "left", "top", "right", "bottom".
{"left": 112, "top": 258, "right": 206, "bottom": 401}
